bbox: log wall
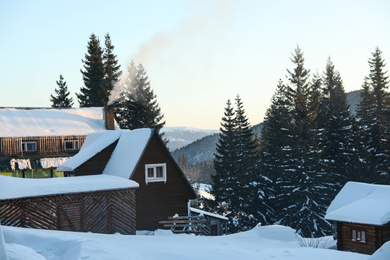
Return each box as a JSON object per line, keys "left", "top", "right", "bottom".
{"left": 0, "top": 188, "right": 136, "bottom": 235}
{"left": 337, "top": 222, "right": 390, "bottom": 255}
{"left": 0, "top": 136, "right": 86, "bottom": 157}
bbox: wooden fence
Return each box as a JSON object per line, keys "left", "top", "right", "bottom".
{"left": 0, "top": 188, "right": 136, "bottom": 235}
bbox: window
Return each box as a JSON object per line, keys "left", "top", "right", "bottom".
{"left": 22, "top": 141, "right": 37, "bottom": 152}
{"left": 64, "top": 140, "right": 80, "bottom": 150}
{"left": 145, "top": 163, "right": 167, "bottom": 184}
{"left": 352, "top": 229, "right": 366, "bottom": 243}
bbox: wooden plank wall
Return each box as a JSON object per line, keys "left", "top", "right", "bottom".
{"left": 0, "top": 136, "right": 86, "bottom": 157}
{"left": 0, "top": 189, "right": 136, "bottom": 235}
{"left": 339, "top": 223, "right": 378, "bottom": 255}
{"left": 133, "top": 135, "right": 196, "bottom": 231}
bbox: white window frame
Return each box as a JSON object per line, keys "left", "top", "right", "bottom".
{"left": 352, "top": 229, "right": 366, "bottom": 243}
{"left": 145, "top": 163, "right": 167, "bottom": 184}
{"left": 64, "top": 140, "right": 80, "bottom": 151}
{"left": 22, "top": 141, "right": 37, "bottom": 152}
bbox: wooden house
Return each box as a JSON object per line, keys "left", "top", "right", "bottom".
{"left": 57, "top": 129, "right": 197, "bottom": 231}
{"left": 0, "top": 107, "right": 116, "bottom": 178}
{"left": 0, "top": 175, "right": 138, "bottom": 234}
{"left": 325, "top": 181, "right": 390, "bottom": 255}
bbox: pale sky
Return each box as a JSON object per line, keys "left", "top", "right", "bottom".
{"left": 1, "top": 0, "right": 389, "bottom": 129}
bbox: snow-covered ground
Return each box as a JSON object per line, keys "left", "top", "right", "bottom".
{"left": 2, "top": 224, "right": 387, "bottom": 260}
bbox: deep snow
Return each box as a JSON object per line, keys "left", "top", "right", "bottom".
{"left": 2, "top": 225, "right": 383, "bottom": 260}
{"left": 0, "top": 107, "right": 111, "bottom": 137}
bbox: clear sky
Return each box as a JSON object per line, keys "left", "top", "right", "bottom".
{"left": 1, "top": 0, "right": 389, "bottom": 129}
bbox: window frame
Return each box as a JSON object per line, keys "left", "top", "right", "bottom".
{"left": 145, "top": 163, "right": 167, "bottom": 184}
{"left": 22, "top": 141, "right": 37, "bottom": 152}
{"left": 64, "top": 140, "right": 80, "bottom": 151}
{"left": 351, "top": 228, "right": 366, "bottom": 243}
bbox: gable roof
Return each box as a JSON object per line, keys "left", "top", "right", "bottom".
{"left": 0, "top": 107, "right": 113, "bottom": 137}
{"left": 0, "top": 175, "right": 138, "bottom": 200}
{"left": 325, "top": 181, "right": 390, "bottom": 225}
{"left": 57, "top": 129, "right": 152, "bottom": 179}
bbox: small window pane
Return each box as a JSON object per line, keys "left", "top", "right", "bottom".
{"left": 361, "top": 231, "right": 366, "bottom": 242}
{"left": 65, "top": 142, "right": 73, "bottom": 149}
{"left": 147, "top": 168, "right": 154, "bottom": 178}
{"left": 156, "top": 166, "right": 163, "bottom": 178}
{"left": 352, "top": 230, "right": 356, "bottom": 241}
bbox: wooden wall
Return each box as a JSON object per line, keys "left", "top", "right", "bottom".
{"left": 132, "top": 134, "right": 196, "bottom": 231}
{"left": 73, "top": 141, "right": 118, "bottom": 176}
{"left": 337, "top": 222, "right": 390, "bottom": 255}
{"left": 0, "top": 136, "right": 86, "bottom": 157}
{"left": 0, "top": 188, "right": 136, "bottom": 235}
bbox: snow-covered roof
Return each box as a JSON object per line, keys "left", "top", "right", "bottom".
{"left": 190, "top": 207, "right": 229, "bottom": 221}
{"left": 325, "top": 181, "right": 390, "bottom": 225}
{"left": 0, "top": 175, "right": 139, "bottom": 200}
{"left": 0, "top": 107, "right": 113, "bottom": 137}
{"left": 57, "top": 129, "right": 152, "bottom": 179}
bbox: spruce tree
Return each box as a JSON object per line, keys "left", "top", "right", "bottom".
{"left": 211, "top": 97, "right": 270, "bottom": 233}
{"left": 211, "top": 99, "right": 239, "bottom": 232}
{"left": 356, "top": 48, "right": 390, "bottom": 184}
{"left": 318, "top": 58, "right": 354, "bottom": 197}
{"left": 281, "top": 47, "right": 330, "bottom": 237}
{"left": 103, "top": 33, "right": 121, "bottom": 97}
{"left": 50, "top": 74, "right": 73, "bottom": 108}
{"left": 114, "top": 61, "right": 165, "bottom": 133}
{"left": 260, "top": 80, "right": 291, "bottom": 224}
{"left": 233, "top": 96, "right": 264, "bottom": 230}
{"left": 77, "top": 33, "right": 106, "bottom": 107}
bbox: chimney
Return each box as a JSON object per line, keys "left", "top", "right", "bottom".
{"left": 103, "top": 105, "right": 116, "bottom": 130}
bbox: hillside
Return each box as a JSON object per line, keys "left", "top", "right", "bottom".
{"left": 172, "top": 123, "right": 262, "bottom": 165}
{"left": 171, "top": 90, "right": 361, "bottom": 165}
{"left": 161, "top": 127, "right": 219, "bottom": 151}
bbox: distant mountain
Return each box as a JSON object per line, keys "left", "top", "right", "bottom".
{"left": 171, "top": 123, "right": 263, "bottom": 165}
{"left": 161, "top": 127, "right": 219, "bottom": 151}
{"left": 171, "top": 90, "right": 361, "bottom": 165}
{"left": 346, "top": 89, "right": 361, "bottom": 115}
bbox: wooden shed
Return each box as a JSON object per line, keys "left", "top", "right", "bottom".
{"left": 57, "top": 129, "right": 197, "bottom": 231}
{"left": 0, "top": 175, "right": 138, "bottom": 235}
{"left": 190, "top": 207, "right": 228, "bottom": 236}
{"left": 325, "top": 181, "right": 390, "bottom": 255}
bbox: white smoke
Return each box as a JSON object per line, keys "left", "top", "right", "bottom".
{"left": 108, "top": 61, "right": 137, "bottom": 105}
{"left": 107, "top": 0, "right": 233, "bottom": 106}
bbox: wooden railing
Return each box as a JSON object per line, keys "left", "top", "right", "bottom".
{"left": 159, "top": 215, "right": 211, "bottom": 235}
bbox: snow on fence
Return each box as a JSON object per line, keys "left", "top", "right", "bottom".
{"left": 0, "top": 188, "right": 136, "bottom": 235}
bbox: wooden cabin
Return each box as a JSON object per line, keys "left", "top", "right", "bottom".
{"left": 0, "top": 175, "right": 138, "bottom": 234}
{"left": 0, "top": 107, "right": 116, "bottom": 178}
{"left": 325, "top": 181, "right": 390, "bottom": 255}
{"left": 57, "top": 129, "right": 197, "bottom": 231}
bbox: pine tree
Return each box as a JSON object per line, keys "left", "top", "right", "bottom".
{"left": 281, "top": 47, "right": 330, "bottom": 237}
{"left": 50, "top": 74, "right": 73, "bottom": 108}
{"left": 260, "top": 80, "right": 291, "bottom": 224}
{"left": 210, "top": 97, "right": 270, "bottom": 233}
{"left": 211, "top": 99, "right": 239, "bottom": 232}
{"left": 103, "top": 33, "right": 121, "bottom": 97}
{"left": 318, "top": 58, "right": 354, "bottom": 197}
{"left": 356, "top": 48, "right": 390, "bottom": 184}
{"left": 77, "top": 33, "right": 106, "bottom": 107}
{"left": 114, "top": 61, "right": 165, "bottom": 133}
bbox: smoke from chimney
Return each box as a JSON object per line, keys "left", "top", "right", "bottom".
{"left": 107, "top": 1, "right": 232, "bottom": 106}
